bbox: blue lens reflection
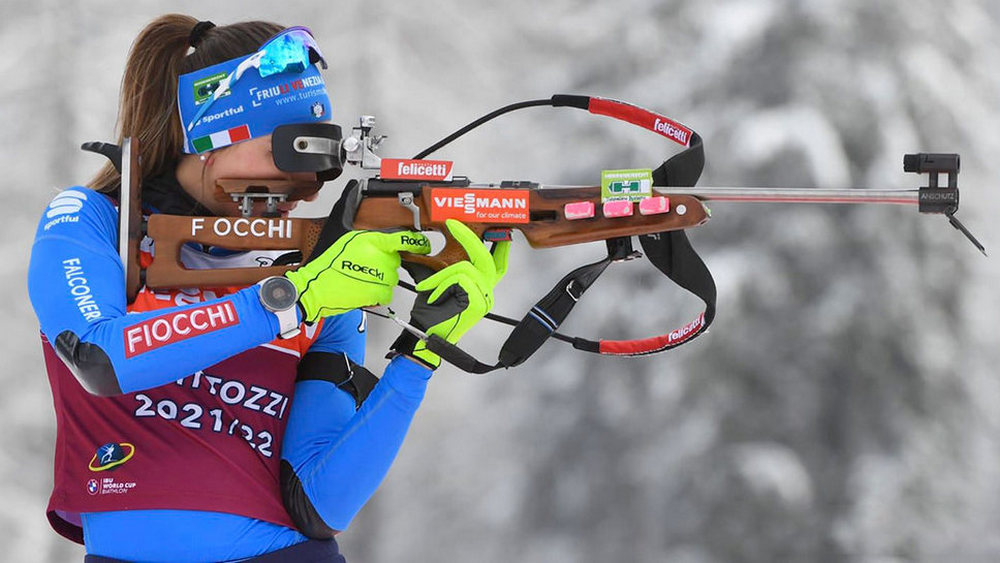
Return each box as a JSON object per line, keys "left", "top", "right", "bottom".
{"left": 259, "top": 36, "right": 307, "bottom": 78}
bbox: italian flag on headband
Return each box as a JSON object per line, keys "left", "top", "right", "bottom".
{"left": 191, "top": 125, "right": 251, "bottom": 153}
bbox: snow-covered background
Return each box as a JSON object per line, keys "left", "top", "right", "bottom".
{"left": 3, "top": 1, "right": 999, "bottom": 561}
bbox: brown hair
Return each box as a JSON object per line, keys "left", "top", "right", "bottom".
{"left": 89, "top": 14, "right": 283, "bottom": 192}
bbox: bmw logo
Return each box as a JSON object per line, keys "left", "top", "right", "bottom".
{"left": 87, "top": 479, "right": 100, "bottom": 495}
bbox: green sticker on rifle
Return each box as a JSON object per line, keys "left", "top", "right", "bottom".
{"left": 601, "top": 169, "right": 653, "bottom": 202}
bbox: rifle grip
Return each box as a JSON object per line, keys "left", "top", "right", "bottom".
{"left": 400, "top": 222, "right": 487, "bottom": 272}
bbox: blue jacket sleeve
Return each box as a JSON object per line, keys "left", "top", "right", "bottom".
{"left": 28, "top": 187, "right": 282, "bottom": 395}
{"left": 282, "top": 309, "right": 371, "bottom": 456}
{"left": 284, "top": 310, "right": 433, "bottom": 532}
{"left": 308, "top": 308, "right": 367, "bottom": 364}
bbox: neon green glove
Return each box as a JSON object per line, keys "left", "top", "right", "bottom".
{"left": 286, "top": 230, "right": 431, "bottom": 321}
{"left": 392, "top": 219, "right": 510, "bottom": 368}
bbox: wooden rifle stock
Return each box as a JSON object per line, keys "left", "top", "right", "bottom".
{"left": 352, "top": 185, "right": 709, "bottom": 271}
{"left": 144, "top": 214, "right": 326, "bottom": 289}
{"left": 140, "top": 180, "right": 710, "bottom": 291}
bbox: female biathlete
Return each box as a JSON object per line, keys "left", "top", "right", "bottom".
{"left": 28, "top": 14, "right": 507, "bottom": 562}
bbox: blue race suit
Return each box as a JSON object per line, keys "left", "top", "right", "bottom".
{"left": 29, "top": 184, "right": 432, "bottom": 561}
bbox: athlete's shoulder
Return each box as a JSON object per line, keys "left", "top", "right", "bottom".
{"left": 35, "top": 186, "right": 118, "bottom": 240}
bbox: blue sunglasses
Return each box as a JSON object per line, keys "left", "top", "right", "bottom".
{"left": 186, "top": 26, "right": 327, "bottom": 133}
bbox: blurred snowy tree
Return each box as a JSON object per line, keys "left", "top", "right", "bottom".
{"left": 4, "top": 1, "right": 999, "bottom": 562}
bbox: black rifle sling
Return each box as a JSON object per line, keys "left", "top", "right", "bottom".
{"left": 398, "top": 97, "right": 717, "bottom": 372}
{"left": 515, "top": 131, "right": 715, "bottom": 358}
{"left": 496, "top": 247, "right": 614, "bottom": 368}
{"left": 576, "top": 230, "right": 716, "bottom": 356}
{"left": 573, "top": 132, "right": 717, "bottom": 355}
{"left": 421, "top": 133, "right": 715, "bottom": 372}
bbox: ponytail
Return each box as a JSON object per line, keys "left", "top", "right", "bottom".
{"left": 89, "top": 14, "right": 283, "bottom": 193}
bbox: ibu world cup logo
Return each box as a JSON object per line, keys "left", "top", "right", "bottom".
{"left": 88, "top": 442, "right": 135, "bottom": 472}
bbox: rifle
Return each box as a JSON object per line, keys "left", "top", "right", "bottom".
{"left": 86, "top": 95, "right": 985, "bottom": 373}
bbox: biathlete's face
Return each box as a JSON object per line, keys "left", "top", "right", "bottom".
{"left": 176, "top": 26, "right": 331, "bottom": 217}
{"left": 178, "top": 135, "right": 322, "bottom": 217}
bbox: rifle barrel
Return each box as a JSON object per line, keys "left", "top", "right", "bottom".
{"left": 652, "top": 187, "right": 919, "bottom": 206}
